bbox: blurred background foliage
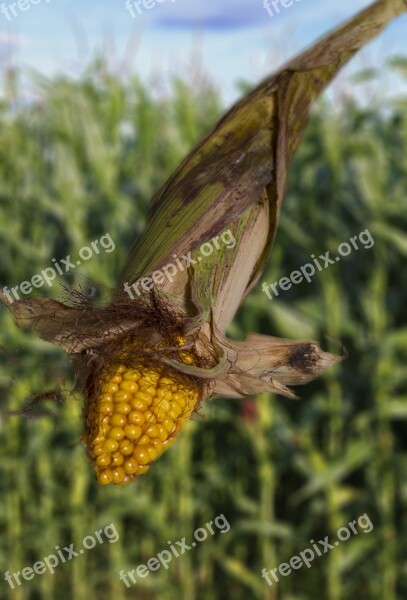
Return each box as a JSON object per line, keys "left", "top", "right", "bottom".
{"left": 0, "top": 57, "right": 407, "bottom": 600}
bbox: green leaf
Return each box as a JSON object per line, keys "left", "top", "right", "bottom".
{"left": 292, "top": 441, "right": 373, "bottom": 503}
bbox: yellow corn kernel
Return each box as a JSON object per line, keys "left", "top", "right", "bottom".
{"left": 115, "top": 402, "right": 131, "bottom": 415}
{"left": 120, "top": 380, "right": 139, "bottom": 393}
{"left": 99, "top": 401, "right": 114, "bottom": 415}
{"left": 156, "top": 424, "right": 168, "bottom": 441}
{"left": 97, "top": 470, "right": 113, "bottom": 485}
{"left": 152, "top": 409, "right": 167, "bottom": 422}
{"left": 169, "top": 401, "right": 183, "bottom": 415}
{"left": 124, "top": 458, "right": 139, "bottom": 475}
{"left": 112, "top": 467, "right": 126, "bottom": 484}
{"left": 162, "top": 418, "right": 176, "bottom": 434}
{"left": 155, "top": 388, "right": 171, "bottom": 401}
{"left": 96, "top": 454, "right": 111, "bottom": 467}
{"left": 137, "top": 435, "right": 150, "bottom": 445}
{"left": 144, "top": 410, "right": 154, "bottom": 422}
{"left": 134, "top": 391, "right": 152, "bottom": 404}
{"left": 152, "top": 439, "right": 163, "bottom": 453}
{"left": 146, "top": 445, "right": 158, "bottom": 462}
{"left": 122, "top": 369, "right": 141, "bottom": 381}
{"left": 133, "top": 446, "right": 150, "bottom": 465}
{"left": 146, "top": 424, "right": 163, "bottom": 439}
{"left": 167, "top": 409, "right": 181, "bottom": 421}
{"left": 152, "top": 397, "right": 171, "bottom": 410}
{"left": 112, "top": 453, "right": 124, "bottom": 466}
{"left": 101, "top": 394, "right": 113, "bottom": 403}
{"left": 124, "top": 424, "right": 142, "bottom": 440}
{"left": 128, "top": 411, "right": 144, "bottom": 426}
{"left": 113, "top": 391, "right": 132, "bottom": 403}
{"left": 131, "top": 399, "right": 149, "bottom": 413}
{"left": 108, "top": 427, "right": 125, "bottom": 441}
{"left": 110, "top": 414, "right": 127, "bottom": 427}
{"left": 103, "top": 439, "right": 119, "bottom": 453}
{"left": 102, "top": 383, "right": 119, "bottom": 395}
{"left": 137, "top": 465, "right": 150, "bottom": 476}
{"left": 119, "top": 440, "right": 134, "bottom": 456}
{"left": 139, "top": 384, "right": 157, "bottom": 397}
{"left": 92, "top": 444, "right": 104, "bottom": 457}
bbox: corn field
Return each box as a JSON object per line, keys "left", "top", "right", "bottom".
{"left": 0, "top": 57, "right": 407, "bottom": 600}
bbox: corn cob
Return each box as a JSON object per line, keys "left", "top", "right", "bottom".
{"left": 83, "top": 342, "right": 200, "bottom": 485}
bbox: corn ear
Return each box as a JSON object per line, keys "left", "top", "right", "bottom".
{"left": 84, "top": 351, "right": 201, "bottom": 485}
{"left": 1, "top": 0, "right": 405, "bottom": 484}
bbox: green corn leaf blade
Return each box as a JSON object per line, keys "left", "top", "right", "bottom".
{"left": 291, "top": 440, "right": 374, "bottom": 504}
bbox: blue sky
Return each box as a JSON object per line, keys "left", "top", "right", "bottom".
{"left": 0, "top": 0, "right": 407, "bottom": 106}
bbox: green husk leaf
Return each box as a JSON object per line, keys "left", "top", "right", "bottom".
{"left": 119, "top": 0, "right": 407, "bottom": 317}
